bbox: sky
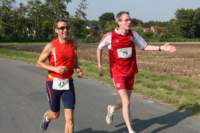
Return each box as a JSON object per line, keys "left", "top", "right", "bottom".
{"left": 15, "top": 0, "right": 200, "bottom": 22}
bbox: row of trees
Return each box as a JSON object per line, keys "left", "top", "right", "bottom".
{"left": 175, "top": 8, "right": 200, "bottom": 38}
{"left": 0, "top": 0, "right": 90, "bottom": 42}
{"left": 132, "top": 8, "right": 200, "bottom": 41}
{"left": 0, "top": 0, "right": 200, "bottom": 42}
{"left": 0, "top": 0, "right": 114, "bottom": 42}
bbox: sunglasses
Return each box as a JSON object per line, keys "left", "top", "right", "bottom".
{"left": 119, "top": 18, "right": 132, "bottom": 22}
{"left": 56, "top": 26, "right": 69, "bottom": 30}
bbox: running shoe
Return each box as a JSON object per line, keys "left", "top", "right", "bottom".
{"left": 105, "top": 105, "right": 115, "bottom": 125}
{"left": 40, "top": 113, "right": 51, "bottom": 131}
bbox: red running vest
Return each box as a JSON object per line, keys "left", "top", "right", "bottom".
{"left": 48, "top": 38, "right": 76, "bottom": 79}
{"left": 109, "top": 30, "right": 138, "bottom": 77}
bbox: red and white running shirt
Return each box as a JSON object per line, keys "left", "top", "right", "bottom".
{"left": 98, "top": 29, "right": 147, "bottom": 77}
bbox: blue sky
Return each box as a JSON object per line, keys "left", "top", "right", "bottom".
{"left": 16, "top": 0, "right": 200, "bottom": 22}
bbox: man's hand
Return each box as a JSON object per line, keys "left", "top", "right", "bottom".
{"left": 98, "top": 64, "right": 103, "bottom": 77}
{"left": 76, "top": 68, "right": 83, "bottom": 78}
{"left": 161, "top": 43, "right": 176, "bottom": 52}
{"left": 54, "top": 66, "right": 67, "bottom": 75}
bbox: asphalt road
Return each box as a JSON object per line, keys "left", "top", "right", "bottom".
{"left": 0, "top": 58, "right": 200, "bottom": 133}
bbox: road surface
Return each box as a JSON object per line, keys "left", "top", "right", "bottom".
{"left": 0, "top": 58, "right": 200, "bottom": 133}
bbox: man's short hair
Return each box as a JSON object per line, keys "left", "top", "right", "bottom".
{"left": 53, "top": 19, "right": 67, "bottom": 29}
{"left": 116, "top": 11, "right": 130, "bottom": 21}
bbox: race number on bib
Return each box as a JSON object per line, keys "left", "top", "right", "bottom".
{"left": 117, "top": 47, "right": 132, "bottom": 58}
{"left": 52, "top": 78, "right": 70, "bottom": 91}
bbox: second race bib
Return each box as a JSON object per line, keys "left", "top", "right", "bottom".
{"left": 52, "top": 78, "right": 70, "bottom": 91}
{"left": 117, "top": 47, "right": 132, "bottom": 58}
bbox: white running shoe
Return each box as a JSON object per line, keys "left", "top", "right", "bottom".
{"left": 105, "top": 105, "right": 115, "bottom": 125}
{"left": 129, "top": 130, "right": 136, "bottom": 133}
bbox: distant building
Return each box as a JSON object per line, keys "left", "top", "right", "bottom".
{"left": 143, "top": 27, "right": 151, "bottom": 32}
{"left": 143, "top": 26, "right": 167, "bottom": 33}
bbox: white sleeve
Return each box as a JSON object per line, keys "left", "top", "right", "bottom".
{"left": 98, "top": 33, "right": 111, "bottom": 49}
{"left": 133, "top": 31, "right": 147, "bottom": 49}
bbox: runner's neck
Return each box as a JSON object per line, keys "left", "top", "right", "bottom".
{"left": 115, "top": 28, "right": 129, "bottom": 36}
{"left": 58, "top": 37, "right": 68, "bottom": 44}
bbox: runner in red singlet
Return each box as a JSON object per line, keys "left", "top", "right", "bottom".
{"left": 97, "top": 11, "right": 176, "bottom": 133}
{"left": 36, "top": 19, "right": 83, "bottom": 133}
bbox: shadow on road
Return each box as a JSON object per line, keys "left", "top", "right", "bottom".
{"left": 178, "top": 103, "right": 200, "bottom": 115}
{"left": 76, "top": 128, "right": 108, "bottom": 133}
{"left": 76, "top": 109, "right": 192, "bottom": 133}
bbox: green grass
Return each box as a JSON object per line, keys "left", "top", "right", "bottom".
{"left": 0, "top": 48, "right": 38, "bottom": 63}
{"left": 135, "top": 71, "right": 200, "bottom": 115}
{"left": 0, "top": 42, "right": 45, "bottom": 46}
{"left": 78, "top": 61, "right": 200, "bottom": 115}
{"left": 79, "top": 59, "right": 113, "bottom": 84}
{"left": 0, "top": 48, "right": 200, "bottom": 115}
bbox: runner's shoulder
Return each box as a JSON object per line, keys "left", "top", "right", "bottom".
{"left": 100, "top": 32, "right": 112, "bottom": 41}
{"left": 131, "top": 30, "right": 140, "bottom": 37}
{"left": 103, "top": 32, "right": 112, "bottom": 38}
{"left": 43, "top": 42, "right": 54, "bottom": 53}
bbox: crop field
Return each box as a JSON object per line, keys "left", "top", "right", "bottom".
{"left": 1, "top": 43, "right": 200, "bottom": 81}
{"left": 79, "top": 43, "right": 200, "bottom": 81}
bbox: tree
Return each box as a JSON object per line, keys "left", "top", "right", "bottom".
{"left": 45, "top": 0, "right": 69, "bottom": 19}
{"left": 0, "top": 0, "right": 74, "bottom": 41}
{"left": 141, "top": 32, "right": 154, "bottom": 40}
{"left": 192, "top": 8, "right": 200, "bottom": 38}
{"left": 25, "top": 0, "right": 70, "bottom": 40}
{"left": 99, "top": 12, "right": 115, "bottom": 33}
{"left": 143, "top": 21, "right": 168, "bottom": 28}
{"left": 103, "top": 21, "right": 115, "bottom": 33}
{"left": 0, "top": 0, "right": 16, "bottom": 40}
{"left": 132, "top": 18, "right": 143, "bottom": 26}
{"left": 99, "top": 12, "right": 115, "bottom": 22}
{"left": 167, "top": 19, "right": 181, "bottom": 38}
{"left": 27, "top": 0, "right": 44, "bottom": 39}
{"left": 175, "top": 8, "right": 195, "bottom": 38}
{"left": 75, "top": 0, "right": 87, "bottom": 20}
{"left": 133, "top": 26, "right": 143, "bottom": 35}
{"left": 0, "top": 0, "right": 15, "bottom": 7}
{"left": 12, "top": 3, "right": 28, "bottom": 39}
{"left": 69, "top": 18, "right": 87, "bottom": 39}
{"left": 64, "top": 0, "right": 72, "bottom": 9}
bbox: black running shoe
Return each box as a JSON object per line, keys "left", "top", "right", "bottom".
{"left": 40, "top": 114, "right": 51, "bottom": 131}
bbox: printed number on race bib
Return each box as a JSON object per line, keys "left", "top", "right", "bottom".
{"left": 117, "top": 47, "right": 132, "bottom": 58}
{"left": 52, "top": 78, "right": 70, "bottom": 90}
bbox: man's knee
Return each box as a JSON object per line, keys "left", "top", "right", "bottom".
{"left": 121, "top": 97, "right": 130, "bottom": 107}
{"left": 50, "top": 111, "right": 60, "bottom": 119}
{"left": 65, "top": 110, "right": 74, "bottom": 128}
{"left": 119, "top": 91, "right": 130, "bottom": 107}
{"left": 65, "top": 117, "right": 74, "bottom": 128}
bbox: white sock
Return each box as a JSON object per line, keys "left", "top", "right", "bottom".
{"left": 45, "top": 116, "right": 49, "bottom": 122}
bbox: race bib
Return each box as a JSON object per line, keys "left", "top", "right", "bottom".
{"left": 117, "top": 47, "right": 132, "bottom": 58}
{"left": 52, "top": 78, "right": 70, "bottom": 91}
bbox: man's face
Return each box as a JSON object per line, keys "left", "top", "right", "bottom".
{"left": 117, "top": 14, "right": 132, "bottom": 30}
{"left": 55, "top": 21, "right": 69, "bottom": 39}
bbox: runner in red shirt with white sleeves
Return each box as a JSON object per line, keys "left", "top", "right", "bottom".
{"left": 97, "top": 11, "right": 176, "bottom": 133}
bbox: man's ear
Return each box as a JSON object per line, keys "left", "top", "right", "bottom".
{"left": 115, "top": 20, "right": 119, "bottom": 27}
{"left": 54, "top": 28, "right": 58, "bottom": 34}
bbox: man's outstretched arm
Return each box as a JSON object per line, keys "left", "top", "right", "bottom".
{"left": 144, "top": 42, "right": 176, "bottom": 52}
